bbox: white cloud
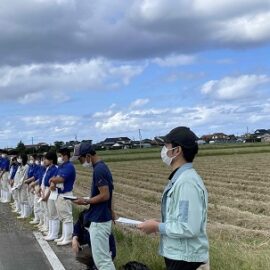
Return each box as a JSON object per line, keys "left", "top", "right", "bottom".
{"left": 18, "top": 92, "right": 45, "bottom": 104}
{"left": 93, "top": 110, "right": 114, "bottom": 118}
{"left": 201, "top": 74, "right": 270, "bottom": 100}
{"left": 0, "top": 59, "right": 145, "bottom": 104}
{"left": 130, "top": 98, "right": 150, "bottom": 108}
{"left": 215, "top": 12, "right": 270, "bottom": 45}
{"left": 1, "top": 98, "right": 270, "bottom": 147}
{"left": 152, "top": 54, "right": 196, "bottom": 67}
{"left": 21, "top": 115, "right": 79, "bottom": 126}
{"left": 90, "top": 98, "right": 270, "bottom": 139}
{"left": 110, "top": 64, "right": 145, "bottom": 85}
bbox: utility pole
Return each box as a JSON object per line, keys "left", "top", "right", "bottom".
{"left": 139, "top": 129, "right": 142, "bottom": 149}
{"left": 32, "top": 137, "right": 34, "bottom": 153}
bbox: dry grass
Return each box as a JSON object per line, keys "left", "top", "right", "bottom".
{"left": 73, "top": 151, "right": 270, "bottom": 270}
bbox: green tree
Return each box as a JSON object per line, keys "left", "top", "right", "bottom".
{"left": 16, "top": 140, "right": 26, "bottom": 154}
{"left": 54, "top": 141, "right": 65, "bottom": 152}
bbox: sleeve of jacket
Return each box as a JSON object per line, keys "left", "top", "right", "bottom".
{"left": 159, "top": 181, "right": 205, "bottom": 239}
{"left": 17, "top": 165, "right": 30, "bottom": 187}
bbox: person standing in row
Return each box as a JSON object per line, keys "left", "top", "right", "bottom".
{"left": 50, "top": 147, "right": 76, "bottom": 246}
{"left": 0, "top": 150, "right": 10, "bottom": 203}
{"left": 42, "top": 152, "right": 59, "bottom": 241}
{"left": 38, "top": 152, "right": 57, "bottom": 235}
{"left": 14, "top": 154, "right": 30, "bottom": 218}
{"left": 138, "top": 127, "right": 209, "bottom": 270}
{"left": 72, "top": 142, "right": 116, "bottom": 270}
{"left": 28, "top": 155, "right": 46, "bottom": 225}
{"left": 24, "top": 154, "right": 40, "bottom": 213}
{"left": 9, "top": 156, "right": 19, "bottom": 210}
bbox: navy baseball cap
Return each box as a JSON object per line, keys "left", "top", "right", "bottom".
{"left": 58, "top": 146, "right": 70, "bottom": 155}
{"left": 163, "top": 126, "right": 198, "bottom": 148}
{"left": 70, "top": 142, "right": 93, "bottom": 161}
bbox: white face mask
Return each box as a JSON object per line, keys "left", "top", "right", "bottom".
{"left": 1, "top": 154, "right": 6, "bottom": 158}
{"left": 29, "top": 160, "right": 34, "bottom": 165}
{"left": 35, "top": 160, "right": 40, "bottom": 165}
{"left": 82, "top": 161, "right": 91, "bottom": 168}
{"left": 161, "top": 146, "right": 178, "bottom": 166}
{"left": 41, "top": 161, "right": 44, "bottom": 166}
{"left": 58, "top": 157, "right": 64, "bottom": 164}
{"left": 17, "top": 158, "right": 22, "bottom": 164}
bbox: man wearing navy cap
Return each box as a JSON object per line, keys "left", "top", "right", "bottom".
{"left": 72, "top": 143, "right": 116, "bottom": 270}
{"left": 49, "top": 147, "right": 76, "bottom": 246}
{"left": 138, "top": 127, "right": 209, "bottom": 270}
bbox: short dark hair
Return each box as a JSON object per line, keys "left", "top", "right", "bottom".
{"left": 172, "top": 142, "right": 198, "bottom": 162}
{"left": 21, "top": 154, "right": 28, "bottom": 166}
{"left": 80, "top": 150, "right": 96, "bottom": 157}
{"left": 88, "top": 149, "right": 96, "bottom": 156}
{"left": 45, "top": 152, "right": 58, "bottom": 165}
{"left": 59, "top": 147, "right": 70, "bottom": 158}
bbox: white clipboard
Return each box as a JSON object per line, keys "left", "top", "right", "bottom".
{"left": 60, "top": 195, "right": 78, "bottom": 201}
{"left": 115, "top": 217, "right": 143, "bottom": 226}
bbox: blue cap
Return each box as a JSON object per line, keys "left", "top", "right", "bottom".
{"left": 70, "top": 142, "right": 93, "bottom": 161}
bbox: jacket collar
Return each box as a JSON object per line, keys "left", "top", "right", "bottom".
{"left": 163, "top": 163, "right": 193, "bottom": 195}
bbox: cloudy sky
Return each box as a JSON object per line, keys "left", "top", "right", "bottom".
{"left": 1, "top": 0, "right": 270, "bottom": 148}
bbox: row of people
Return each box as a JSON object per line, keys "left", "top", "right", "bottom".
{"left": 0, "top": 145, "right": 116, "bottom": 270}
{"left": 0, "top": 126, "right": 210, "bottom": 270}
{"left": 0, "top": 148, "right": 76, "bottom": 246}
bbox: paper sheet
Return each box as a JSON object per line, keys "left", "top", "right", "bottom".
{"left": 49, "top": 190, "right": 58, "bottom": 201}
{"left": 115, "top": 217, "right": 143, "bottom": 226}
{"left": 60, "top": 195, "right": 78, "bottom": 200}
{"left": 11, "top": 186, "right": 18, "bottom": 191}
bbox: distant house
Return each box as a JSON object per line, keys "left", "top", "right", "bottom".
{"left": 254, "top": 129, "right": 269, "bottom": 136}
{"left": 201, "top": 133, "right": 230, "bottom": 143}
{"left": 228, "top": 134, "right": 237, "bottom": 142}
{"left": 153, "top": 136, "right": 165, "bottom": 146}
{"left": 200, "top": 135, "right": 212, "bottom": 143}
{"left": 211, "top": 133, "right": 229, "bottom": 142}
{"left": 131, "top": 139, "right": 155, "bottom": 148}
{"left": 102, "top": 137, "right": 132, "bottom": 149}
{"left": 25, "top": 142, "right": 49, "bottom": 150}
{"left": 261, "top": 134, "right": 270, "bottom": 143}
{"left": 131, "top": 141, "right": 141, "bottom": 148}
{"left": 244, "top": 134, "right": 261, "bottom": 143}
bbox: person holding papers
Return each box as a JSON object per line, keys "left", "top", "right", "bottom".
{"left": 50, "top": 147, "right": 76, "bottom": 246}
{"left": 138, "top": 127, "right": 209, "bottom": 270}
{"left": 72, "top": 142, "right": 116, "bottom": 270}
